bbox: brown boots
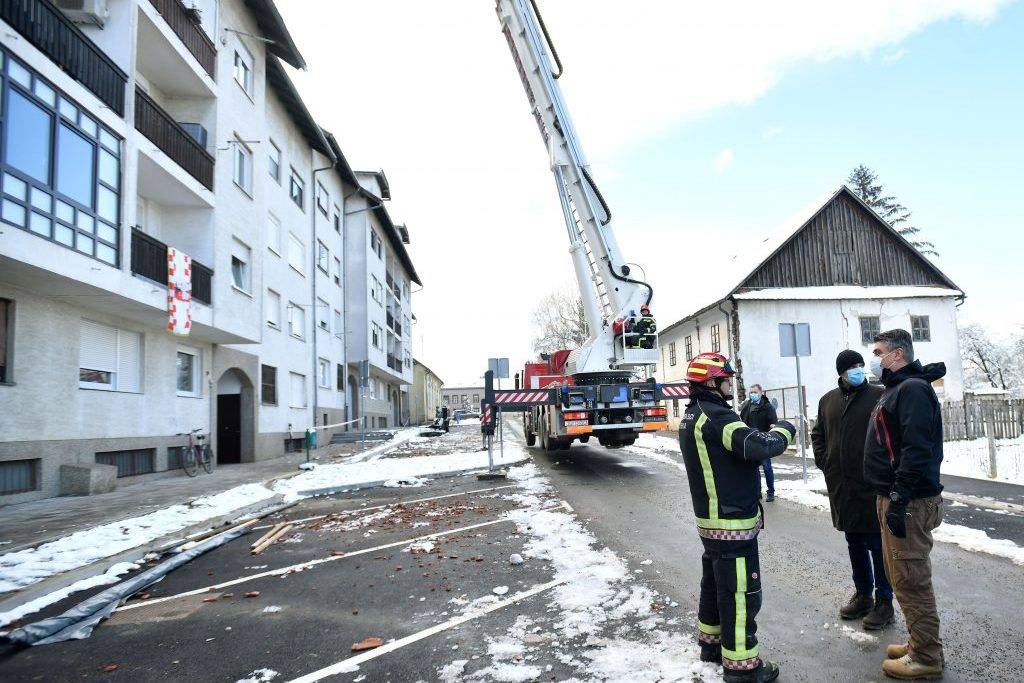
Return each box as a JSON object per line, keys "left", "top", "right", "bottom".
{"left": 882, "top": 654, "right": 944, "bottom": 680}
{"left": 839, "top": 592, "right": 873, "bottom": 619}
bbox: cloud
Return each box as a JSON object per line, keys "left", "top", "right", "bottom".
{"left": 882, "top": 48, "right": 911, "bottom": 63}
{"left": 713, "top": 149, "right": 735, "bottom": 174}
{"left": 763, "top": 126, "right": 785, "bottom": 139}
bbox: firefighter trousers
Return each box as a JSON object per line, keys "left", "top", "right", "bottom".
{"left": 697, "top": 535, "right": 763, "bottom": 672}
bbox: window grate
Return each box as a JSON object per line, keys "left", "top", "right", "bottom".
{"left": 0, "top": 458, "right": 39, "bottom": 494}
{"left": 96, "top": 448, "right": 155, "bottom": 478}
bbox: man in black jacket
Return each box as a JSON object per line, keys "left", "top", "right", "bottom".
{"left": 863, "top": 329, "right": 946, "bottom": 680}
{"left": 679, "top": 352, "right": 795, "bottom": 683}
{"left": 740, "top": 384, "right": 778, "bottom": 501}
{"left": 811, "top": 350, "right": 892, "bottom": 630}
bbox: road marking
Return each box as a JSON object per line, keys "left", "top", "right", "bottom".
{"left": 286, "top": 578, "right": 566, "bottom": 683}
{"left": 943, "top": 492, "right": 1024, "bottom": 515}
{"left": 561, "top": 500, "right": 574, "bottom": 512}
{"left": 252, "top": 484, "right": 519, "bottom": 530}
{"left": 116, "top": 518, "right": 512, "bottom": 612}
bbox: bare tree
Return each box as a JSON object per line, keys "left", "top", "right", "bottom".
{"left": 959, "top": 324, "right": 1014, "bottom": 390}
{"left": 531, "top": 289, "right": 590, "bottom": 356}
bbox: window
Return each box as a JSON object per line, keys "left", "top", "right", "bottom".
{"left": 266, "top": 213, "right": 281, "bottom": 254}
{"left": 0, "top": 458, "right": 39, "bottom": 494}
{"left": 0, "top": 298, "right": 12, "bottom": 383}
{"left": 289, "top": 169, "right": 305, "bottom": 210}
{"left": 233, "top": 43, "right": 254, "bottom": 96}
{"left": 317, "top": 297, "right": 329, "bottom": 331}
{"left": 288, "top": 303, "right": 305, "bottom": 339}
{"left": 316, "top": 181, "right": 329, "bottom": 215}
{"left": 230, "top": 238, "right": 251, "bottom": 292}
{"left": 317, "top": 358, "right": 331, "bottom": 388}
{"left": 333, "top": 309, "right": 342, "bottom": 336}
{"left": 402, "top": 315, "right": 409, "bottom": 335}
{"left": 333, "top": 256, "right": 341, "bottom": 285}
{"left": 232, "top": 138, "right": 252, "bottom": 195}
{"left": 290, "top": 372, "right": 306, "bottom": 407}
{"left": 860, "top": 316, "right": 881, "bottom": 345}
{"left": 668, "top": 341, "right": 677, "bottom": 366}
{"left": 176, "top": 348, "right": 200, "bottom": 397}
{"left": 461, "top": 394, "right": 467, "bottom": 403}
{"left": 317, "top": 240, "right": 329, "bottom": 272}
{"left": 443, "top": 395, "right": 450, "bottom": 405}
{"left": 473, "top": 393, "right": 480, "bottom": 404}
{"left": 96, "top": 449, "right": 155, "bottom": 478}
{"left": 370, "top": 230, "right": 382, "bottom": 258}
{"left": 371, "top": 323, "right": 382, "bottom": 349}
{"left": 288, "top": 233, "right": 304, "bottom": 274}
{"left": 268, "top": 140, "right": 281, "bottom": 183}
{"left": 710, "top": 324, "right": 721, "bottom": 353}
{"left": 685, "top": 335, "right": 693, "bottom": 361}
{"left": 266, "top": 289, "right": 281, "bottom": 328}
{"left": 333, "top": 205, "right": 341, "bottom": 233}
{"left": 261, "top": 364, "right": 277, "bottom": 405}
{"left": 911, "top": 315, "right": 931, "bottom": 342}
{"left": 79, "top": 319, "right": 141, "bottom": 392}
{"left": 1, "top": 52, "right": 122, "bottom": 265}
{"left": 371, "top": 276, "right": 381, "bottom": 304}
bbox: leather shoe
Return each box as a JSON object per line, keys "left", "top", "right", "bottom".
{"left": 840, "top": 592, "right": 873, "bottom": 620}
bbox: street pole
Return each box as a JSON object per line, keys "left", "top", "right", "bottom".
{"left": 792, "top": 323, "right": 807, "bottom": 483}
{"left": 360, "top": 384, "right": 366, "bottom": 451}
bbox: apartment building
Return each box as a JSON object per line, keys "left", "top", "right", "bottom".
{"left": 343, "top": 171, "right": 420, "bottom": 429}
{"left": 441, "top": 387, "right": 484, "bottom": 412}
{"left": 0, "top": 0, "right": 418, "bottom": 502}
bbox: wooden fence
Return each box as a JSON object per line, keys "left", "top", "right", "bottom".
{"left": 941, "top": 398, "right": 1024, "bottom": 441}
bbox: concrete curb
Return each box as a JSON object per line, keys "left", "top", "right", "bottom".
{"left": 0, "top": 494, "right": 285, "bottom": 619}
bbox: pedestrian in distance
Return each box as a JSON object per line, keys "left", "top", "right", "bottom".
{"left": 810, "top": 350, "right": 894, "bottom": 630}
{"left": 739, "top": 384, "right": 777, "bottom": 502}
{"left": 863, "top": 329, "right": 946, "bottom": 680}
{"left": 678, "top": 352, "right": 796, "bottom": 683}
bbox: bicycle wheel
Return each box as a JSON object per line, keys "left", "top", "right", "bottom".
{"left": 201, "top": 445, "right": 214, "bottom": 473}
{"left": 182, "top": 445, "right": 199, "bottom": 477}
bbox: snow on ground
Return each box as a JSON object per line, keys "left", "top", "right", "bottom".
{"left": 0, "top": 483, "right": 276, "bottom": 594}
{"left": 941, "top": 436, "right": 1024, "bottom": 485}
{"left": 235, "top": 669, "right": 279, "bottom": 683}
{"left": 440, "top": 461, "right": 719, "bottom": 682}
{"left": 0, "top": 561, "right": 138, "bottom": 629}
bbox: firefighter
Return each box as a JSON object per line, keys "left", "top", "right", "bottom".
{"left": 636, "top": 304, "right": 656, "bottom": 349}
{"left": 678, "top": 352, "right": 796, "bottom": 683}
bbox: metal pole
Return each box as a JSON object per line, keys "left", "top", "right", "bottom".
{"left": 792, "top": 323, "right": 807, "bottom": 483}
{"left": 986, "top": 405, "right": 998, "bottom": 479}
{"left": 499, "top": 411, "right": 504, "bottom": 460}
{"left": 360, "top": 385, "right": 366, "bottom": 451}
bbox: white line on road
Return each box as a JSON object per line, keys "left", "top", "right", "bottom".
{"left": 251, "top": 484, "right": 519, "bottom": 530}
{"left": 286, "top": 578, "right": 567, "bottom": 683}
{"left": 561, "top": 500, "right": 574, "bottom": 512}
{"left": 116, "top": 518, "right": 512, "bottom": 612}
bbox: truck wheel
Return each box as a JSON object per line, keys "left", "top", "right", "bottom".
{"left": 578, "top": 435, "right": 590, "bottom": 444}
{"left": 539, "top": 416, "right": 555, "bottom": 451}
{"left": 525, "top": 418, "right": 537, "bottom": 447}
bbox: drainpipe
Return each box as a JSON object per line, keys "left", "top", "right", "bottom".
{"left": 717, "top": 300, "right": 739, "bottom": 405}
{"left": 310, "top": 160, "right": 333, "bottom": 433}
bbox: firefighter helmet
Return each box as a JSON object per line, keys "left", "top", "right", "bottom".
{"left": 685, "top": 352, "right": 735, "bottom": 383}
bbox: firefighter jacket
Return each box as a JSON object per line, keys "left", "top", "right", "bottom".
{"left": 679, "top": 388, "right": 796, "bottom": 540}
{"left": 863, "top": 360, "right": 946, "bottom": 501}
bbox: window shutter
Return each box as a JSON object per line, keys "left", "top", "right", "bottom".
{"left": 80, "top": 319, "right": 117, "bottom": 374}
{"left": 117, "top": 330, "right": 141, "bottom": 392}
{"left": 290, "top": 373, "right": 305, "bottom": 407}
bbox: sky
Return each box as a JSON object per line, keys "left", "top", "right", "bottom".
{"left": 277, "top": 0, "right": 1022, "bottom": 387}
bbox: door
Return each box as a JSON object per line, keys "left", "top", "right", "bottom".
{"left": 217, "top": 394, "right": 241, "bottom": 464}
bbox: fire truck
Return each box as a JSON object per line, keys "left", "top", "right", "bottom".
{"left": 490, "top": 0, "right": 688, "bottom": 450}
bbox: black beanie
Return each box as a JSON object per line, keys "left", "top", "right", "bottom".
{"left": 835, "top": 349, "right": 864, "bottom": 375}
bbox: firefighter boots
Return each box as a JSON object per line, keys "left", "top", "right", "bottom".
{"left": 840, "top": 592, "right": 874, "bottom": 619}
{"left": 722, "top": 660, "right": 780, "bottom": 683}
{"left": 882, "top": 654, "right": 944, "bottom": 680}
{"left": 863, "top": 597, "right": 895, "bottom": 630}
{"left": 699, "top": 643, "right": 721, "bottom": 662}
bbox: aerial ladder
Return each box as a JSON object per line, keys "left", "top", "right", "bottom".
{"left": 487, "top": 0, "right": 688, "bottom": 449}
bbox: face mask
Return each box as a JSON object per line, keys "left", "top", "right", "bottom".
{"left": 846, "top": 367, "right": 866, "bottom": 386}
{"left": 869, "top": 350, "right": 894, "bottom": 378}
{"left": 749, "top": 392, "right": 761, "bottom": 403}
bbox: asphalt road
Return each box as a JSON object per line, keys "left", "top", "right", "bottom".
{"left": 529, "top": 432, "right": 1024, "bottom": 683}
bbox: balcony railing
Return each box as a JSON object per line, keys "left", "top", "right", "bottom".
{"left": 148, "top": 0, "right": 216, "bottom": 79}
{"left": 134, "top": 87, "right": 214, "bottom": 190}
{"left": 131, "top": 227, "right": 212, "bottom": 305}
{"left": 0, "top": 0, "right": 127, "bottom": 115}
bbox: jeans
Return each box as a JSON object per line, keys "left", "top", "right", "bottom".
{"left": 760, "top": 458, "right": 774, "bottom": 496}
{"left": 844, "top": 531, "right": 893, "bottom": 600}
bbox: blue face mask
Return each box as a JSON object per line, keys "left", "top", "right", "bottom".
{"left": 749, "top": 392, "right": 761, "bottom": 403}
{"left": 846, "top": 367, "right": 866, "bottom": 386}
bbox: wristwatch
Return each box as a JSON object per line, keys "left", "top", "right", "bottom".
{"left": 889, "top": 490, "right": 907, "bottom": 505}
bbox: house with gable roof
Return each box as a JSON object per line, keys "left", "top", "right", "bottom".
{"left": 655, "top": 185, "right": 965, "bottom": 430}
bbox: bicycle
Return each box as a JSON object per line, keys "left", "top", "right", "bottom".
{"left": 178, "top": 428, "right": 214, "bottom": 477}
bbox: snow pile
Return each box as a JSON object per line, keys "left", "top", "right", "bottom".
{"left": 0, "top": 484, "right": 276, "bottom": 594}
{"left": 772, "top": 474, "right": 832, "bottom": 511}
{"left": 0, "top": 561, "right": 139, "bottom": 628}
{"left": 934, "top": 523, "right": 1024, "bottom": 566}
{"left": 235, "top": 669, "right": 279, "bottom": 683}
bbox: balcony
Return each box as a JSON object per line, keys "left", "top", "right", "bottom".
{"left": 0, "top": 0, "right": 127, "bottom": 114}
{"left": 147, "top": 0, "right": 216, "bottom": 79}
{"left": 134, "top": 87, "right": 214, "bottom": 190}
{"left": 386, "top": 311, "right": 394, "bottom": 330}
{"left": 131, "top": 228, "right": 212, "bottom": 305}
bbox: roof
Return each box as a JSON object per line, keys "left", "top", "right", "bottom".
{"left": 413, "top": 358, "right": 444, "bottom": 384}
{"left": 733, "top": 285, "right": 963, "bottom": 300}
{"left": 661, "top": 185, "right": 963, "bottom": 334}
{"left": 265, "top": 57, "right": 333, "bottom": 159}
{"left": 323, "top": 130, "right": 359, "bottom": 188}
{"left": 243, "top": 0, "right": 306, "bottom": 70}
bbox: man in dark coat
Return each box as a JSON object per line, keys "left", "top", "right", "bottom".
{"left": 864, "top": 329, "right": 946, "bottom": 680}
{"left": 740, "top": 384, "right": 778, "bottom": 501}
{"left": 811, "top": 350, "right": 893, "bottom": 630}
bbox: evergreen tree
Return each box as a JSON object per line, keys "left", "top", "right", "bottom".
{"left": 847, "top": 165, "right": 937, "bottom": 256}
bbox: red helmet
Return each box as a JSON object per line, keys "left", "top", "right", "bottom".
{"left": 640, "top": 304, "right": 650, "bottom": 314}
{"left": 685, "top": 352, "right": 735, "bottom": 383}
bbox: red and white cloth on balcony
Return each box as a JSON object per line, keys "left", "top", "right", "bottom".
{"left": 167, "top": 247, "right": 192, "bottom": 337}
